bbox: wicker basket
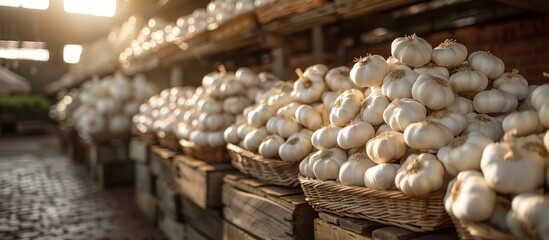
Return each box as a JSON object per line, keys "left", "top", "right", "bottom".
{"left": 451, "top": 215, "right": 515, "bottom": 240}
{"left": 157, "top": 131, "right": 181, "bottom": 152}
{"left": 227, "top": 143, "right": 300, "bottom": 187}
{"left": 256, "top": 0, "right": 328, "bottom": 24}
{"left": 299, "top": 176, "right": 452, "bottom": 232}
{"left": 179, "top": 139, "right": 229, "bottom": 163}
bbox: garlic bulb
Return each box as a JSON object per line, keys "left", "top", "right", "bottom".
{"left": 350, "top": 54, "right": 390, "bottom": 87}
{"left": 431, "top": 39, "right": 468, "bottom": 67}
{"left": 468, "top": 51, "right": 505, "bottom": 79}
{"left": 391, "top": 34, "right": 433, "bottom": 68}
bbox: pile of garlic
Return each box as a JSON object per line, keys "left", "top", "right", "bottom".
{"left": 133, "top": 86, "right": 195, "bottom": 138}
{"left": 295, "top": 34, "right": 549, "bottom": 239}
{"left": 176, "top": 67, "right": 276, "bottom": 148}
{"left": 224, "top": 64, "right": 361, "bottom": 162}
{"left": 71, "top": 72, "right": 157, "bottom": 137}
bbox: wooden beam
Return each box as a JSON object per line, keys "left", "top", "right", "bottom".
{"left": 493, "top": 0, "right": 549, "bottom": 14}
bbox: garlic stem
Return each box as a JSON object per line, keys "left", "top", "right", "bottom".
{"left": 218, "top": 64, "right": 227, "bottom": 74}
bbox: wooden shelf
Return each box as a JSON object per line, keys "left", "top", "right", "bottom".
{"left": 263, "top": 3, "right": 338, "bottom": 34}
{"left": 56, "top": 0, "right": 540, "bottom": 90}
{"left": 121, "top": 57, "right": 161, "bottom": 76}
{"left": 161, "top": 33, "right": 265, "bottom": 67}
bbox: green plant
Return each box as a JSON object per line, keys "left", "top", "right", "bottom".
{"left": 0, "top": 95, "right": 50, "bottom": 118}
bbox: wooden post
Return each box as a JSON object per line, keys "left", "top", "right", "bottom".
{"left": 312, "top": 26, "right": 325, "bottom": 64}
{"left": 336, "top": 39, "right": 348, "bottom": 66}
{"left": 271, "top": 45, "right": 290, "bottom": 79}
{"left": 170, "top": 65, "right": 183, "bottom": 87}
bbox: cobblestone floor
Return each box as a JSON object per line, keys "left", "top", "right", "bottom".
{"left": 0, "top": 127, "right": 165, "bottom": 240}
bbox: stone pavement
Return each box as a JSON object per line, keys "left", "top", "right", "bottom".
{"left": 0, "top": 126, "right": 165, "bottom": 240}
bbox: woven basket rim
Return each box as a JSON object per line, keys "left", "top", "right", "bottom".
{"left": 299, "top": 175, "right": 445, "bottom": 200}
{"left": 179, "top": 138, "right": 226, "bottom": 151}
{"left": 226, "top": 143, "right": 297, "bottom": 166}
{"left": 299, "top": 175, "right": 451, "bottom": 232}
{"left": 179, "top": 138, "right": 229, "bottom": 162}
{"left": 450, "top": 214, "right": 515, "bottom": 240}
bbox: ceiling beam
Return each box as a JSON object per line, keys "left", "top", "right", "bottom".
{"left": 493, "top": 0, "right": 549, "bottom": 14}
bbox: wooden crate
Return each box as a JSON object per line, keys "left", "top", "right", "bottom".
{"left": 89, "top": 139, "right": 129, "bottom": 164}
{"left": 129, "top": 137, "right": 149, "bottom": 163}
{"left": 187, "top": 225, "right": 211, "bottom": 240}
{"left": 314, "top": 212, "right": 458, "bottom": 240}
{"left": 158, "top": 211, "right": 186, "bottom": 240}
{"left": 212, "top": 11, "right": 258, "bottom": 42}
{"left": 222, "top": 173, "right": 317, "bottom": 240}
{"left": 223, "top": 221, "right": 259, "bottom": 240}
{"left": 181, "top": 196, "right": 224, "bottom": 240}
{"left": 156, "top": 179, "right": 182, "bottom": 221}
{"left": 74, "top": 133, "right": 91, "bottom": 163}
{"left": 136, "top": 189, "right": 157, "bottom": 224}
{"left": 96, "top": 161, "right": 134, "bottom": 188}
{"left": 57, "top": 121, "right": 75, "bottom": 157}
{"left": 149, "top": 145, "right": 177, "bottom": 181}
{"left": 173, "top": 155, "right": 235, "bottom": 209}
{"left": 135, "top": 162, "right": 156, "bottom": 195}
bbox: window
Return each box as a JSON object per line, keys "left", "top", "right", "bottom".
{"left": 64, "top": 0, "right": 116, "bottom": 17}
{"left": 0, "top": 0, "right": 49, "bottom": 10}
{"left": 0, "top": 40, "right": 49, "bottom": 61}
{"left": 63, "top": 44, "right": 83, "bottom": 64}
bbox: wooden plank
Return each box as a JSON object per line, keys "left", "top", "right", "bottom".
{"left": 151, "top": 145, "right": 177, "bottom": 159}
{"left": 135, "top": 189, "right": 157, "bottom": 224}
{"left": 129, "top": 137, "right": 149, "bottom": 163}
{"left": 96, "top": 161, "right": 134, "bottom": 188}
{"left": 73, "top": 134, "right": 91, "bottom": 163}
{"left": 224, "top": 173, "right": 248, "bottom": 181}
{"left": 263, "top": 3, "right": 337, "bottom": 34}
{"left": 259, "top": 185, "right": 303, "bottom": 197}
{"left": 493, "top": 0, "right": 549, "bottom": 14}
{"left": 91, "top": 140, "right": 129, "bottom": 163}
{"left": 223, "top": 185, "right": 293, "bottom": 239}
{"left": 266, "top": 192, "right": 307, "bottom": 212}
{"left": 223, "top": 220, "right": 259, "bottom": 240}
{"left": 411, "top": 230, "right": 459, "bottom": 240}
{"left": 222, "top": 182, "right": 316, "bottom": 240}
{"left": 279, "top": 194, "right": 308, "bottom": 205}
{"left": 211, "top": 11, "right": 258, "bottom": 42}
{"left": 156, "top": 179, "right": 182, "bottom": 221}
{"left": 225, "top": 176, "right": 273, "bottom": 198}
{"left": 121, "top": 57, "right": 160, "bottom": 76}
{"left": 224, "top": 174, "right": 304, "bottom": 211}
{"left": 174, "top": 155, "right": 235, "bottom": 209}
{"left": 161, "top": 33, "right": 262, "bottom": 66}
{"left": 149, "top": 146, "right": 176, "bottom": 181}
{"left": 315, "top": 218, "right": 374, "bottom": 240}
{"left": 135, "top": 162, "right": 155, "bottom": 194}
{"left": 335, "top": 0, "right": 422, "bottom": 19}
{"left": 316, "top": 213, "right": 458, "bottom": 240}
{"left": 187, "top": 225, "right": 210, "bottom": 240}
{"left": 158, "top": 214, "right": 186, "bottom": 240}
{"left": 319, "top": 212, "right": 341, "bottom": 225}
{"left": 339, "top": 218, "right": 384, "bottom": 235}
{"left": 372, "top": 226, "right": 423, "bottom": 240}
{"left": 181, "top": 196, "right": 223, "bottom": 240}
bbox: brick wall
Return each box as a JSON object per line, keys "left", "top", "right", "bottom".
{"left": 349, "top": 15, "right": 549, "bottom": 85}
